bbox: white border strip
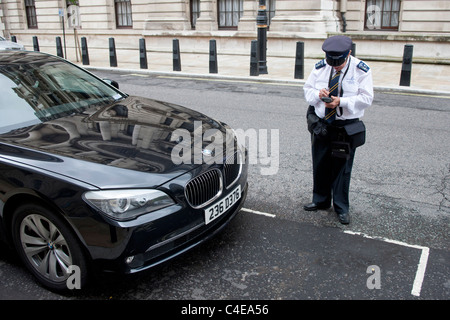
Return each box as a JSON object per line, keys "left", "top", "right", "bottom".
{"left": 344, "top": 230, "right": 430, "bottom": 297}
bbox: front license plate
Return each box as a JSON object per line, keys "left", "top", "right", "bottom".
{"left": 204, "top": 185, "right": 241, "bottom": 225}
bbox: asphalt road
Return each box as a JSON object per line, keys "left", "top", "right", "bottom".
{"left": 0, "top": 71, "right": 448, "bottom": 303}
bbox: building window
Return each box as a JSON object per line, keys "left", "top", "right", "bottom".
{"left": 115, "top": 0, "right": 132, "bottom": 28}
{"left": 218, "top": 0, "right": 243, "bottom": 29}
{"left": 365, "top": 0, "right": 400, "bottom": 30}
{"left": 190, "top": 0, "right": 200, "bottom": 29}
{"left": 25, "top": 0, "right": 38, "bottom": 29}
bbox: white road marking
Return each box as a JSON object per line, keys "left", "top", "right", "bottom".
{"left": 242, "top": 207, "right": 276, "bottom": 218}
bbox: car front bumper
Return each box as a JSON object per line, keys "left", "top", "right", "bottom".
{"left": 87, "top": 181, "right": 248, "bottom": 274}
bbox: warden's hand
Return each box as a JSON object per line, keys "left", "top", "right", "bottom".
{"left": 325, "top": 96, "right": 340, "bottom": 109}
{"left": 319, "top": 88, "right": 329, "bottom": 99}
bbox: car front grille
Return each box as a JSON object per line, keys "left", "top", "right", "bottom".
{"left": 185, "top": 151, "right": 242, "bottom": 209}
{"left": 224, "top": 151, "right": 242, "bottom": 188}
{"left": 185, "top": 169, "right": 222, "bottom": 209}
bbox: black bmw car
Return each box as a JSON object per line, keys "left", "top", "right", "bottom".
{"left": 0, "top": 50, "right": 248, "bottom": 291}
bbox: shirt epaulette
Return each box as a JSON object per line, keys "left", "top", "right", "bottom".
{"left": 315, "top": 59, "right": 326, "bottom": 70}
{"left": 357, "top": 61, "right": 370, "bottom": 72}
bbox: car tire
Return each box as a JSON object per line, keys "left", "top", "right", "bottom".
{"left": 11, "top": 203, "right": 89, "bottom": 291}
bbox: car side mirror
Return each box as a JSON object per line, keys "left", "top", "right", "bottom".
{"left": 103, "top": 79, "right": 119, "bottom": 89}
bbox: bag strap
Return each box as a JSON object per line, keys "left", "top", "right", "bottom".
{"left": 328, "top": 57, "right": 351, "bottom": 118}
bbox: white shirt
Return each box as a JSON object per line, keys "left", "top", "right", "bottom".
{"left": 303, "top": 56, "right": 374, "bottom": 120}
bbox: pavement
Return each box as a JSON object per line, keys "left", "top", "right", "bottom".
{"left": 72, "top": 51, "right": 450, "bottom": 96}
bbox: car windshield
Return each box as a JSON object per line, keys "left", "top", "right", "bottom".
{"left": 0, "top": 55, "right": 125, "bottom": 134}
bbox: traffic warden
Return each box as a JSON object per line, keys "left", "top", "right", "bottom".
{"left": 303, "top": 35, "right": 374, "bottom": 224}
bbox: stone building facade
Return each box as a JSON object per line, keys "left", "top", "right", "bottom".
{"left": 0, "top": 0, "right": 449, "bottom": 64}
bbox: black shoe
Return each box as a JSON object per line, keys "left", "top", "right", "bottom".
{"left": 303, "top": 202, "right": 331, "bottom": 211}
{"left": 337, "top": 212, "right": 350, "bottom": 224}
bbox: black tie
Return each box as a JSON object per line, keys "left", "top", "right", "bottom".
{"left": 324, "top": 71, "right": 341, "bottom": 123}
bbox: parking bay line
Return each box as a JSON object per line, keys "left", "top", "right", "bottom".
{"left": 242, "top": 207, "right": 276, "bottom": 218}
{"left": 241, "top": 207, "right": 429, "bottom": 297}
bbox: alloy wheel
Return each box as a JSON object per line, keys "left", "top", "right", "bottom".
{"left": 19, "top": 213, "right": 73, "bottom": 283}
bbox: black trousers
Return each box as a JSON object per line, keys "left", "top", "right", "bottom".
{"left": 311, "top": 120, "right": 357, "bottom": 214}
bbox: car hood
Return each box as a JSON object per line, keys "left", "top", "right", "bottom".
{"left": 0, "top": 96, "right": 231, "bottom": 189}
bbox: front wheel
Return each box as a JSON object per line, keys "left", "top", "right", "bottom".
{"left": 11, "top": 204, "right": 89, "bottom": 291}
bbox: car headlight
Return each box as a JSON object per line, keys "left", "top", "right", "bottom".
{"left": 83, "top": 189, "right": 175, "bottom": 221}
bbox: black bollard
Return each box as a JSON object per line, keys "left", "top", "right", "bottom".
{"left": 256, "top": 0, "right": 268, "bottom": 74}
{"left": 250, "top": 40, "right": 259, "bottom": 76}
{"left": 11, "top": 36, "right": 17, "bottom": 43}
{"left": 81, "top": 37, "right": 90, "bottom": 65}
{"left": 56, "top": 37, "right": 64, "bottom": 58}
{"left": 294, "top": 41, "right": 304, "bottom": 79}
{"left": 173, "top": 39, "right": 181, "bottom": 71}
{"left": 32, "top": 36, "right": 39, "bottom": 51}
{"left": 400, "top": 44, "right": 413, "bottom": 87}
{"left": 209, "top": 39, "right": 218, "bottom": 74}
{"left": 139, "top": 38, "right": 148, "bottom": 69}
{"left": 109, "top": 37, "right": 118, "bottom": 67}
{"left": 351, "top": 42, "right": 356, "bottom": 57}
